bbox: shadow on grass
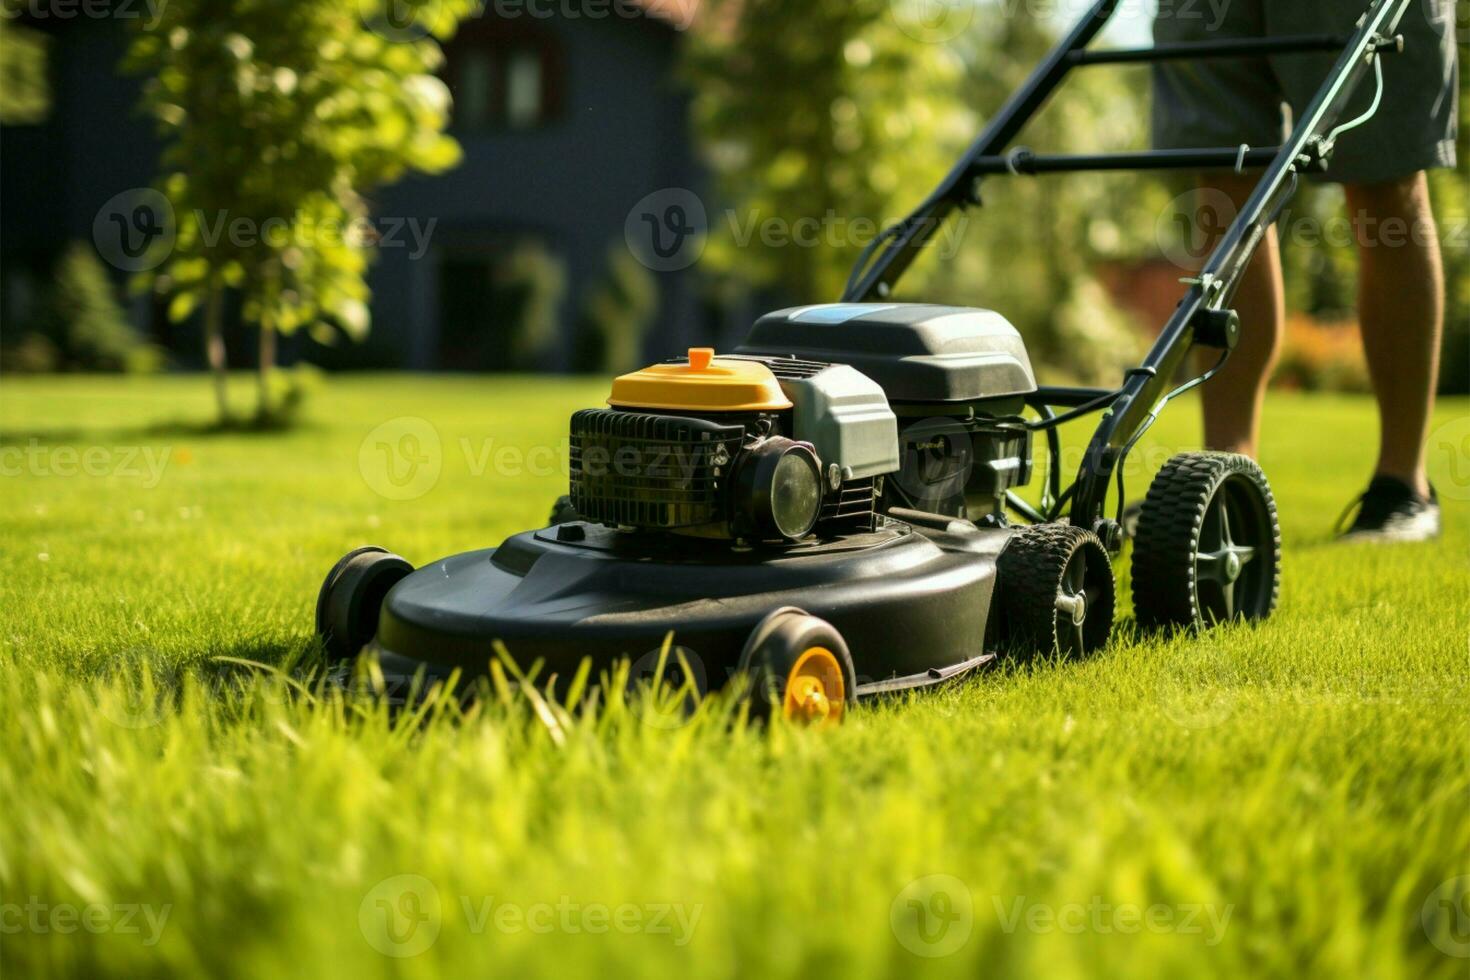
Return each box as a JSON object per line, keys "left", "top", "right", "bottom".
{"left": 76, "top": 635, "right": 318, "bottom": 686}
{"left": 0, "top": 414, "right": 321, "bottom": 446}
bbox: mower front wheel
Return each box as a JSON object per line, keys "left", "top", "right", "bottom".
{"left": 1131, "top": 451, "right": 1280, "bottom": 630}
{"left": 737, "top": 607, "right": 856, "bottom": 726}
{"left": 996, "top": 523, "right": 1115, "bottom": 659}
{"left": 316, "top": 546, "right": 414, "bottom": 662}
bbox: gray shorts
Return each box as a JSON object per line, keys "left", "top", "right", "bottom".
{"left": 1152, "top": 0, "right": 1460, "bottom": 184}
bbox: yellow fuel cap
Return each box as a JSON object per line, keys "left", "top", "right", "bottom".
{"left": 608, "top": 349, "right": 793, "bottom": 412}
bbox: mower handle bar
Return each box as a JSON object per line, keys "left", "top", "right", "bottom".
{"left": 840, "top": 0, "right": 1412, "bottom": 536}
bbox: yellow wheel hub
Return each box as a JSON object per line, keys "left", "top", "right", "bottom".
{"left": 782, "top": 647, "right": 846, "bottom": 725}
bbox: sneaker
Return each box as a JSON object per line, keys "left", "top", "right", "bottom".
{"left": 1337, "top": 476, "right": 1441, "bottom": 543}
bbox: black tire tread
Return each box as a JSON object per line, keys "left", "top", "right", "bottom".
{"left": 317, "top": 547, "right": 413, "bottom": 661}
{"left": 996, "top": 523, "right": 1114, "bottom": 657}
{"left": 1131, "top": 451, "right": 1281, "bottom": 629}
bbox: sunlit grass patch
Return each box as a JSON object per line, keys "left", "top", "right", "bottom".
{"left": 0, "top": 376, "right": 1466, "bottom": 978}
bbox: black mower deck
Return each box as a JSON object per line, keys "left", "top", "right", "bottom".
{"left": 371, "top": 517, "right": 1007, "bottom": 695}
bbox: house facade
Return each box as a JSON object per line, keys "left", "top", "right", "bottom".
{"left": 0, "top": 2, "right": 706, "bottom": 371}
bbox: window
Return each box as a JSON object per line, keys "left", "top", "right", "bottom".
{"left": 447, "top": 36, "right": 560, "bottom": 132}
{"left": 457, "top": 52, "right": 496, "bottom": 132}
{"left": 505, "top": 50, "right": 543, "bottom": 129}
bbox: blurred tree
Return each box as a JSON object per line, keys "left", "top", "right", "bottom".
{"left": 126, "top": 0, "right": 478, "bottom": 424}
{"left": 687, "top": 0, "right": 1155, "bottom": 383}
{"left": 928, "top": 8, "right": 1161, "bottom": 382}
{"left": 0, "top": 10, "right": 50, "bottom": 124}
{"left": 687, "top": 0, "right": 973, "bottom": 303}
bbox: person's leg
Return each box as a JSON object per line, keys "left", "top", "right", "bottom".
{"left": 1194, "top": 175, "right": 1286, "bottom": 458}
{"left": 1343, "top": 173, "right": 1443, "bottom": 499}
{"left": 1149, "top": 0, "right": 1282, "bottom": 456}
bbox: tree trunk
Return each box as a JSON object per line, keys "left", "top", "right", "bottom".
{"left": 257, "top": 321, "right": 277, "bottom": 422}
{"left": 256, "top": 267, "right": 279, "bottom": 423}
{"left": 203, "top": 275, "right": 230, "bottom": 423}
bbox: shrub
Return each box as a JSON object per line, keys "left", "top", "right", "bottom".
{"left": 1, "top": 243, "right": 163, "bottom": 374}
{"left": 505, "top": 242, "right": 567, "bottom": 370}
{"left": 1045, "top": 276, "right": 1149, "bottom": 386}
{"left": 576, "top": 247, "right": 659, "bottom": 374}
{"left": 1272, "top": 315, "right": 1370, "bottom": 394}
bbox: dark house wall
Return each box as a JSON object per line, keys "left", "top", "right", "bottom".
{"left": 313, "top": 10, "right": 703, "bottom": 371}
{"left": 0, "top": 10, "right": 702, "bottom": 372}
{"left": 1, "top": 18, "right": 163, "bottom": 337}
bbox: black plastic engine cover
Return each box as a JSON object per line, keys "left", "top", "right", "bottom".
{"left": 737, "top": 303, "right": 1037, "bottom": 402}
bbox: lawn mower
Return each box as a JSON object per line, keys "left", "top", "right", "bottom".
{"left": 317, "top": 0, "right": 1410, "bottom": 722}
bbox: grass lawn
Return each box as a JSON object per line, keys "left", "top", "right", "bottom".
{"left": 1, "top": 374, "right": 1467, "bottom": 979}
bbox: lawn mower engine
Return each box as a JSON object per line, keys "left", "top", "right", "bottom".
{"left": 568, "top": 348, "right": 896, "bottom": 544}
{"left": 569, "top": 304, "right": 1039, "bottom": 543}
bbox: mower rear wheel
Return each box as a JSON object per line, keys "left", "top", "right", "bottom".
{"left": 996, "top": 523, "right": 1115, "bottom": 658}
{"left": 1131, "top": 452, "right": 1280, "bottom": 629}
{"left": 316, "top": 546, "right": 414, "bottom": 661}
{"left": 737, "top": 607, "right": 856, "bottom": 726}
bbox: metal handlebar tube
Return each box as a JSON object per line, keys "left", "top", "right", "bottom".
{"left": 1065, "top": 34, "right": 1352, "bottom": 65}
{"left": 1005, "top": 491, "right": 1050, "bottom": 525}
{"left": 1026, "top": 385, "right": 1116, "bottom": 409}
{"left": 968, "top": 147, "right": 1290, "bottom": 176}
{"left": 841, "top": 0, "right": 1121, "bottom": 303}
{"left": 1003, "top": 388, "right": 1117, "bottom": 527}
{"left": 1066, "top": 0, "right": 1413, "bottom": 527}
